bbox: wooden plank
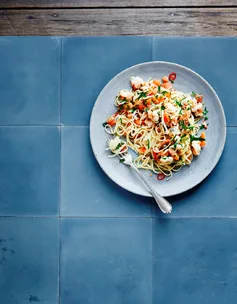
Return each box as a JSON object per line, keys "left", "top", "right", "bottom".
{"left": 0, "top": 8, "right": 237, "bottom": 36}
{"left": 0, "top": 0, "right": 237, "bottom": 8}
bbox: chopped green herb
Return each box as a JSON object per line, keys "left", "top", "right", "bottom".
{"left": 120, "top": 118, "right": 123, "bottom": 124}
{"left": 203, "top": 107, "right": 209, "bottom": 116}
{"left": 179, "top": 109, "right": 182, "bottom": 115}
{"left": 174, "top": 141, "right": 178, "bottom": 149}
{"left": 179, "top": 120, "right": 194, "bottom": 130}
{"left": 102, "top": 122, "right": 107, "bottom": 127}
{"left": 170, "top": 79, "right": 174, "bottom": 83}
{"left": 147, "top": 139, "right": 150, "bottom": 149}
{"left": 115, "top": 143, "right": 122, "bottom": 150}
{"left": 204, "top": 116, "right": 209, "bottom": 120}
{"left": 131, "top": 108, "right": 135, "bottom": 113}
{"left": 162, "top": 91, "right": 167, "bottom": 96}
{"left": 138, "top": 92, "right": 147, "bottom": 99}
{"left": 199, "top": 125, "right": 205, "bottom": 130}
{"left": 190, "top": 135, "right": 205, "bottom": 142}
{"left": 161, "top": 105, "right": 165, "bottom": 110}
{"left": 158, "top": 86, "right": 161, "bottom": 93}
{"left": 175, "top": 100, "right": 182, "bottom": 107}
{"left": 191, "top": 91, "right": 196, "bottom": 97}
{"left": 145, "top": 107, "right": 149, "bottom": 112}
{"left": 171, "top": 135, "right": 177, "bottom": 142}
{"left": 181, "top": 134, "right": 186, "bottom": 139}
{"left": 119, "top": 158, "right": 125, "bottom": 163}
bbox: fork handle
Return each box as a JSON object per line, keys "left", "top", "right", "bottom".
{"left": 130, "top": 163, "right": 172, "bottom": 214}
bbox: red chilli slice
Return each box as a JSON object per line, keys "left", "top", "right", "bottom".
{"left": 157, "top": 173, "right": 165, "bottom": 181}
{"left": 168, "top": 72, "right": 176, "bottom": 82}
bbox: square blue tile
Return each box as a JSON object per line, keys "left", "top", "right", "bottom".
{"left": 0, "top": 218, "right": 59, "bottom": 304}
{"left": 152, "top": 37, "right": 237, "bottom": 126}
{"left": 60, "top": 218, "right": 152, "bottom": 304}
{"left": 152, "top": 128, "right": 237, "bottom": 217}
{"left": 61, "top": 127, "right": 151, "bottom": 217}
{"left": 0, "top": 127, "right": 60, "bottom": 215}
{"left": 153, "top": 218, "right": 237, "bottom": 304}
{"left": 61, "top": 37, "right": 152, "bottom": 126}
{"left": 0, "top": 37, "right": 60, "bottom": 125}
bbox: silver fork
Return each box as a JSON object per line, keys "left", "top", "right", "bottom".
{"left": 118, "top": 152, "right": 172, "bottom": 214}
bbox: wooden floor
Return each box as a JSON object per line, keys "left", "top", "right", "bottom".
{"left": 0, "top": 1, "right": 237, "bottom": 36}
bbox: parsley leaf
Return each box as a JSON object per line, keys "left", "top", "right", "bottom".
{"left": 138, "top": 92, "right": 147, "bottom": 99}
{"left": 204, "top": 116, "right": 209, "bottom": 120}
{"left": 147, "top": 139, "right": 150, "bottom": 149}
{"left": 158, "top": 86, "right": 161, "bottom": 93}
{"left": 179, "top": 120, "right": 194, "bottom": 130}
{"left": 171, "top": 135, "right": 177, "bottom": 142}
{"left": 161, "top": 105, "right": 165, "bottom": 110}
{"left": 120, "top": 118, "right": 123, "bottom": 124}
{"left": 191, "top": 91, "right": 196, "bottom": 97}
{"left": 190, "top": 135, "right": 205, "bottom": 142}
{"left": 203, "top": 107, "right": 209, "bottom": 116}
{"left": 175, "top": 100, "right": 182, "bottom": 107}
{"left": 115, "top": 143, "right": 122, "bottom": 150}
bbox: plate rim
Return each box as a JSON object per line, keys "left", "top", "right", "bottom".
{"left": 90, "top": 61, "right": 227, "bottom": 197}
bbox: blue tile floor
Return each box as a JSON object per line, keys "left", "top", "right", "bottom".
{"left": 0, "top": 37, "right": 237, "bottom": 304}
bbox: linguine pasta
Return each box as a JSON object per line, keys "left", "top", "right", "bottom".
{"left": 103, "top": 73, "right": 208, "bottom": 180}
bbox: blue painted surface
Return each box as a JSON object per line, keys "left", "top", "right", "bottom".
{"left": 0, "top": 37, "right": 60, "bottom": 125}
{"left": 0, "top": 218, "right": 59, "bottom": 304}
{"left": 61, "top": 37, "right": 152, "bottom": 125}
{"left": 152, "top": 37, "right": 237, "bottom": 126}
{"left": 0, "top": 127, "right": 60, "bottom": 216}
{"left": 0, "top": 37, "right": 236, "bottom": 304}
{"left": 153, "top": 218, "right": 237, "bottom": 304}
{"left": 152, "top": 128, "right": 237, "bottom": 217}
{"left": 60, "top": 218, "right": 152, "bottom": 304}
{"left": 61, "top": 127, "right": 151, "bottom": 216}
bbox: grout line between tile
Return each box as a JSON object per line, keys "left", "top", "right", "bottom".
{"left": 58, "top": 37, "right": 62, "bottom": 301}
{"left": 59, "top": 122, "right": 62, "bottom": 216}
{"left": 59, "top": 37, "right": 63, "bottom": 126}
{"left": 1, "top": 215, "right": 237, "bottom": 219}
{"left": 0, "top": 125, "right": 60, "bottom": 127}
{"left": 61, "top": 125, "right": 89, "bottom": 128}
{"left": 151, "top": 215, "right": 237, "bottom": 219}
{"left": 60, "top": 215, "right": 152, "bottom": 219}
{"left": 0, "top": 215, "right": 59, "bottom": 218}
{"left": 58, "top": 218, "right": 62, "bottom": 304}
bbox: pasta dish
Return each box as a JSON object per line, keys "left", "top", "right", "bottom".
{"left": 103, "top": 73, "right": 208, "bottom": 180}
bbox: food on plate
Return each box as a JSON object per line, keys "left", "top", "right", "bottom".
{"left": 103, "top": 72, "right": 208, "bottom": 179}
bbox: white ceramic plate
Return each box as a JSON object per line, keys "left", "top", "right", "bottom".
{"left": 90, "top": 61, "right": 226, "bottom": 197}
